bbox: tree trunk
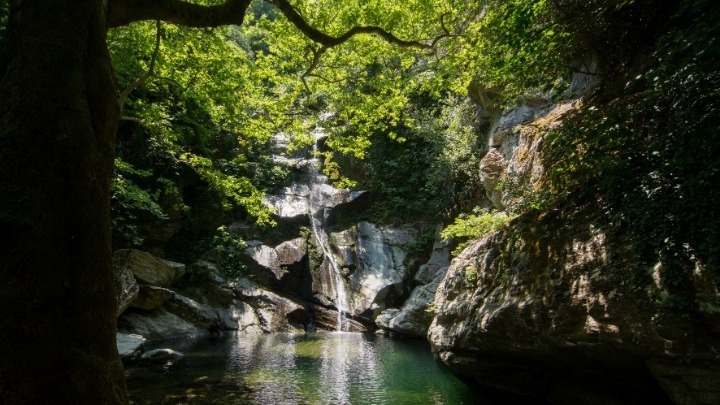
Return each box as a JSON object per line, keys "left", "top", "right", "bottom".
{"left": 0, "top": 1, "right": 127, "bottom": 403}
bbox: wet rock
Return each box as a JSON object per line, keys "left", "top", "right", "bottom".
{"left": 311, "top": 304, "right": 371, "bottom": 332}
{"left": 310, "top": 222, "right": 427, "bottom": 324}
{"left": 140, "top": 348, "right": 184, "bottom": 365}
{"left": 116, "top": 333, "right": 145, "bottom": 362}
{"left": 264, "top": 183, "right": 311, "bottom": 219}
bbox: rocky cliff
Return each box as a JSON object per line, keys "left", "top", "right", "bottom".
{"left": 427, "top": 97, "right": 720, "bottom": 404}
{"left": 113, "top": 131, "right": 446, "bottom": 348}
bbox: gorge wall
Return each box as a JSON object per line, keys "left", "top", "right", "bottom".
{"left": 425, "top": 89, "right": 720, "bottom": 404}
{"left": 112, "top": 68, "right": 719, "bottom": 405}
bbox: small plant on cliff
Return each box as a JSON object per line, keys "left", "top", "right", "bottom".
{"left": 464, "top": 267, "right": 478, "bottom": 289}
{"left": 441, "top": 207, "right": 512, "bottom": 255}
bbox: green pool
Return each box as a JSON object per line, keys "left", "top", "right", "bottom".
{"left": 126, "top": 332, "right": 489, "bottom": 404}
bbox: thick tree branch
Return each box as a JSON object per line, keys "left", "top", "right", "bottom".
{"left": 118, "top": 20, "right": 162, "bottom": 115}
{"left": 107, "top": 0, "right": 253, "bottom": 28}
{"left": 107, "top": 0, "right": 445, "bottom": 93}
{"left": 269, "top": 0, "right": 432, "bottom": 50}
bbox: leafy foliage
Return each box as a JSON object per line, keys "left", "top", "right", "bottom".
{"left": 443, "top": 0, "right": 572, "bottom": 103}
{"left": 441, "top": 208, "right": 511, "bottom": 255}
{"left": 541, "top": 0, "right": 720, "bottom": 302}
{"left": 111, "top": 158, "right": 170, "bottom": 245}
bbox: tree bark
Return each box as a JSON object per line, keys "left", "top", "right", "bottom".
{"left": 0, "top": 0, "right": 127, "bottom": 403}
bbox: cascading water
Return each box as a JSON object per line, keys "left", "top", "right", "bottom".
{"left": 307, "top": 132, "right": 350, "bottom": 332}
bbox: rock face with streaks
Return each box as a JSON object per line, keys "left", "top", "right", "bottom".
{"left": 376, "top": 230, "right": 451, "bottom": 337}
{"left": 428, "top": 205, "right": 720, "bottom": 404}
{"left": 428, "top": 93, "right": 720, "bottom": 404}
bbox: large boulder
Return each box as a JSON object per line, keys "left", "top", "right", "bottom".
{"left": 428, "top": 210, "right": 720, "bottom": 405}
{"left": 182, "top": 260, "right": 235, "bottom": 307}
{"left": 233, "top": 278, "right": 308, "bottom": 332}
{"left": 352, "top": 222, "right": 420, "bottom": 314}
{"left": 130, "top": 285, "right": 174, "bottom": 311}
{"left": 376, "top": 276, "right": 444, "bottom": 337}
{"left": 161, "top": 259, "right": 186, "bottom": 283}
{"left": 118, "top": 307, "right": 205, "bottom": 340}
{"left": 377, "top": 229, "right": 450, "bottom": 337}
{"left": 164, "top": 291, "right": 235, "bottom": 331}
{"left": 414, "top": 228, "right": 451, "bottom": 285}
{"left": 140, "top": 348, "right": 184, "bottom": 366}
{"left": 113, "top": 257, "right": 139, "bottom": 317}
{"left": 241, "top": 238, "right": 308, "bottom": 288}
{"left": 113, "top": 249, "right": 180, "bottom": 288}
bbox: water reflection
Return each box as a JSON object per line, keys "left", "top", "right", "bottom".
{"left": 127, "top": 332, "right": 480, "bottom": 404}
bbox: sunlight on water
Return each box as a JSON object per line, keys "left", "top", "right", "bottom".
{"left": 127, "top": 333, "right": 487, "bottom": 404}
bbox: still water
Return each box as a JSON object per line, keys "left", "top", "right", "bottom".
{"left": 126, "top": 332, "right": 486, "bottom": 404}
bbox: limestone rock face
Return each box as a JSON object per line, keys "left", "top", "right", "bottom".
{"left": 242, "top": 237, "right": 307, "bottom": 287}
{"left": 428, "top": 209, "right": 720, "bottom": 405}
{"left": 264, "top": 183, "right": 311, "bottom": 219}
{"left": 376, "top": 280, "right": 441, "bottom": 337}
{"left": 353, "top": 222, "right": 419, "bottom": 312}
{"left": 311, "top": 222, "right": 423, "bottom": 323}
{"left": 376, "top": 229, "right": 450, "bottom": 337}
{"left": 113, "top": 249, "right": 179, "bottom": 288}
{"left": 414, "top": 229, "right": 451, "bottom": 285}
{"left": 479, "top": 102, "right": 574, "bottom": 211}
{"left": 233, "top": 278, "right": 308, "bottom": 332}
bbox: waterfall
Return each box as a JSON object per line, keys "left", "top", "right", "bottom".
{"left": 307, "top": 133, "right": 350, "bottom": 332}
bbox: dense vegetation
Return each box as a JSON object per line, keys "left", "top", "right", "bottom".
{"left": 104, "top": 1, "right": 720, "bottom": 304}
{"left": 543, "top": 1, "right": 720, "bottom": 310}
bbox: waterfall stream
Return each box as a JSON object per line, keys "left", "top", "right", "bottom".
{"left": 307, "top": 133, "right": 350, "bottom": 332}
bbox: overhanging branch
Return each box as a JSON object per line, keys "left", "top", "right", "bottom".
{"left": 269, "top": 0, "right": 432, "bottom": 50}
{"left": 107, "top": 0, "right": 454, "bottom": 93}
{"left": 118, "top": 20, "right": 162, "bottom": 115}
{"left": 107, "top": 0, "right": 253, "bottom": 28}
